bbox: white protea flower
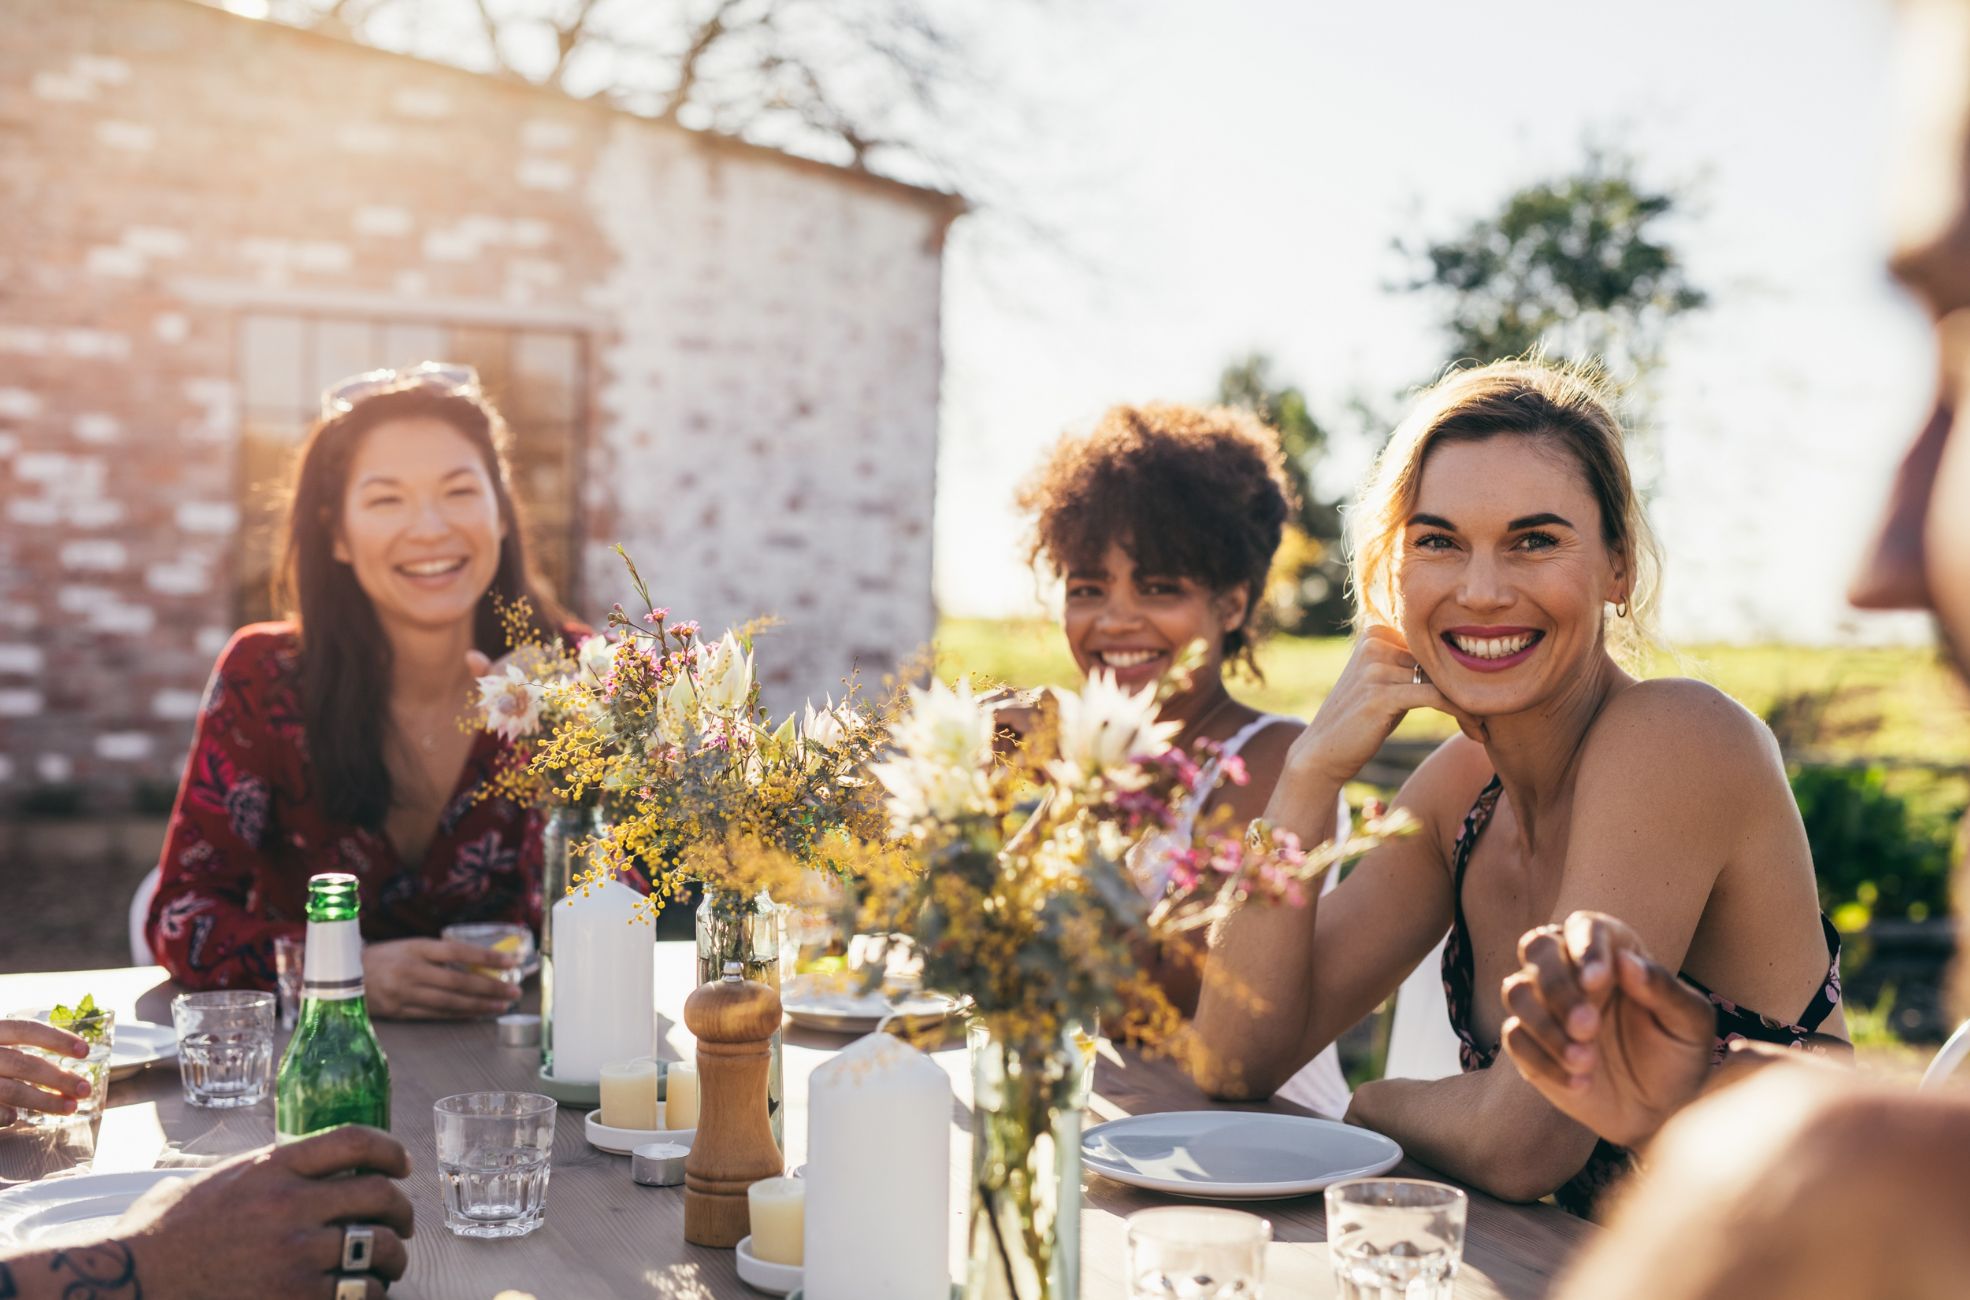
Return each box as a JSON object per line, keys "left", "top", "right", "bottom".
{"left": 576, "top": 633, "right": 616, "bottom": 683}
{"left": 651, "top": 670, "right": 695, "bottom": 748}
{"left": 800, "top": 695, "right": 865, "bottom": 751}
{"left": 870, "top": 751, "right": 992, "bottom": 829}
{"left": 696, "top": 631, "right": 754, "bottom": 712}
{"left": 477, "top": 665, "right": 544, "bottom": 742}
{"left": 868, "top": 677, "right": 1000, "bottom": 828}
{"left": 1050, "top": 671, "right": 1180, "bottom": 787}
{"left": 892, "top": 677, "right": 998, "bottom": 773}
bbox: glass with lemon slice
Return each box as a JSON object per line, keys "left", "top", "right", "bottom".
{"left": 443, "top": 923, "right": 536, "bottom": 987}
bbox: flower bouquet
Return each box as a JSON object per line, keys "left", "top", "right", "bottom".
{"left": 851, "top": 673, "right": 1409, "bottom": 1300}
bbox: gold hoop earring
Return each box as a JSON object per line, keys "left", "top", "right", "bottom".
{"left": 1614, "top": 599, "right": 1630, "bottom": 620}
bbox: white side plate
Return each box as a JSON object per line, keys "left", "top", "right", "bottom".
{"left": 1080, "top": 1110, "right": 1401, "bottom": 1200}
{"left": 108, "top": 1021, "right": 178, "bottom": 1082}
{"left": 735, "top": 1235, "right": 802, "bottom": 1296}
{"left": 583, "top": 1109, "right": 694, "bottom": 1156}
{"left": 780, "top": 976, "right": 962, "bottom": 1034}
{"left": 0, "top": 1170, "right": 193, "bottom": 1247}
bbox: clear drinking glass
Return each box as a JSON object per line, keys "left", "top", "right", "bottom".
{"left": 273, "top": 934, "right": 305, "bottom": 1028}
{"left": 442, "top": 922, "right": 535, "bottom": 988}
{"left": 6, "top": 1006, "right": 114, "bottom": 1127}
{"left": 434, "top": 1091, "right": 556, "bottom": 1239}
{"left": 171, "top": 991, "right": 275, "bottom": 1109}
{"left": 1127, "top": 1206, "right": 1270, "bottom": 1299}
{"left": 1324, "top": 1178, "right": 1468, "bottom": 1300}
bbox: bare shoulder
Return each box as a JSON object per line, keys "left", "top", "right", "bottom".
{"left": 1580, "top": 678, "right": 1783, "bottom": 781}
{"left": 1229, "top": 716, "right": 1305, "bottom": 790}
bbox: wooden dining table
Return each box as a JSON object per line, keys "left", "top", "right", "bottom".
{"left": 0, "top": 946, "right": 1594, "bottom": 1298}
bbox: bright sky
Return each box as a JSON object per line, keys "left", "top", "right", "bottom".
{"left": 935, "top": 0, "right": 1940, "bottom": 645}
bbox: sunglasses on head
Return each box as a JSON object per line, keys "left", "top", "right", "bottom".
{"left": 320, "top": 361, "right": 481, "bottom": 420}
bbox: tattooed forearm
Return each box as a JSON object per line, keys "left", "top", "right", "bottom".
{"left": 46, "top": 1243, "right": 140, "bottom": 1300}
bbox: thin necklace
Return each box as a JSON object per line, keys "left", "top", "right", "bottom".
{"left": 1173, "top": 687, "right": 1239, "bottom": 753}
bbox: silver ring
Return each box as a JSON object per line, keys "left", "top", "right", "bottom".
{"left": 340, "top": 1224, "right": 375, "bottom": 1274}
{"left": 1412, "top": 664, "right": 1423, "bottom": 685}
{"left": 334, "top": 1278, "right": 369, "bottom": 1300}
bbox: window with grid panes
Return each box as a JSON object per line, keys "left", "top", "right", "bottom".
{"left": 234, "top": 313, "right": 587, "bottom": 623}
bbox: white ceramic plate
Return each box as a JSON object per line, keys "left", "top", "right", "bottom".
{"left": 1080, "top": 1111, "right": 1402, "bottom": 1200}
{"left": 735, "top": 1235, "right": 802, "bottom": 1296}
{"left": 0, "top": 1170, "right": 193, "bottom": 1247}
{"left": 781, "top": 976, "right": 962, "bottom": 1034}
{"left": 108, "top": 1021, "right": 178, "bottom": 1082}
{"left": 583, "top": 1110, "right": 695, "bottom": 1156}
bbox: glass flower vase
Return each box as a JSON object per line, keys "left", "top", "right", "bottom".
{"left": 694, "top": 886, "right": 786, "bottom": 1145}
{"left": 538, "top": 802, "right": 603, "bottom": 1081}
{"left": 966, "top": 1020, "right": 1093, "bottom": 1300}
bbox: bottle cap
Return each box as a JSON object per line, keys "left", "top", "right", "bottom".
{"left": 631, "top": 1141, "right": 690, "bottom": 1186}
{"left": 496, "top": 1013, "right": 541, "bottom": 1047}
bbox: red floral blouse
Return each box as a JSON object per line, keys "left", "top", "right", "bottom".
{"left": 146, "top": 623, "right": 546, "bottom": 991}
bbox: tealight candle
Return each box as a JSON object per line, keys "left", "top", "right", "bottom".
{"left": 747, "top": 1176, "right": 804, "bottom": 1266}
{"left": 599, "top": 1058, "right": 660, "bottom": 1130}
{"left": 665, "top": 1061, "right": 700, "bottom": 1130}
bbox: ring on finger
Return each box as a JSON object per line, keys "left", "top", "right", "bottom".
{"left": 334, "top": 1278, "right": 370, "bottom": 1300}
{"left": 340, "top": 1224, "right": 376, "bottom": 1274}
{"left": 1411, "top": 663, "right": 1423, "bottom": 685}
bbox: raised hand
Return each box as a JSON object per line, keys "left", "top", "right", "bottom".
{"left": 0, "top": 1019, "right": 92, "bottom": 1125}
{"left": 1284, "top": 625, "right": 1486, "bottom": 788}
{"left": 111, "top": 1125, "right": 414, "bottom": 1300}
{"left": 362, "top": 937, "right": 520, "bottom": 1020}
{"left": 1501, "top": 911, "right": 1715, "bottom": 1149}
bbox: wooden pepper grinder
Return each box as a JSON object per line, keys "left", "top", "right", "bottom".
{"left": 682, "top": 960, "right": 784, "bottom": 1248}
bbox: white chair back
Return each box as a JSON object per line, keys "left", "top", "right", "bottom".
{"left": 1921, "top": 1019, "right": 1970, "bottom": 1091}
{"left": 127, "top": 864, "right": 161, "bottom": 967}
{"left": 1385, "top": 932, "right": 1462, "bottom": 1081}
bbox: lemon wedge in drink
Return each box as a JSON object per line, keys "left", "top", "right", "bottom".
{"left": 472, "top": 933, "right": 527, "bottom": 979}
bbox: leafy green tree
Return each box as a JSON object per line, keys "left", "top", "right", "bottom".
{"left": 1400, "top": 150, "right": 1706, "bottom": 379}
{"left": 1215, "top": 354, "right": 1353, "bottom": 638}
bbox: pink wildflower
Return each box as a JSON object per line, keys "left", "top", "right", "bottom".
{"left": 673, "top": 620, "right": 700, "bottom": 639}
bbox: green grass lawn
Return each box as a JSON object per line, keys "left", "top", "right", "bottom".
{"left": 933, "top": 618, "right": 1970, "bottom": 767}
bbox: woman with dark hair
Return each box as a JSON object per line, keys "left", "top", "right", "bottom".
{"left": 1015, "top": 401, "right": 1352, "bottom": 1117}
{"left": 145, "top": 364, "right": 578, "bottom": 1019}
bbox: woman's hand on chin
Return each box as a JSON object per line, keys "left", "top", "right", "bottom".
{"left": 1288, "top": 626, "right": 1485, "bottom": 787}
{"left": 1500, "top": 910, "right": 1715, "bottom": 1150}
{"left": 362, "top": 938, "right": 521, "bottom": 1020}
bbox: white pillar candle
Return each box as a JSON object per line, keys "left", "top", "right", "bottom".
{"left": 665, "top": 1061, "right": 699, "bottom": 1130}
{"left": 805, "top": 1033, "right": 952, "bottom": 1300}
{"left": 599, "top": 1058, "right": 661, "bottom": 1130}
{"left": 547, "top": 877, "right": 655, "bottom": 1084}
{"left": 747, "top": 1176, "right": 805, "bottom": 1266}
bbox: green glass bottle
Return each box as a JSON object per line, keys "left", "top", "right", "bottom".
{"left": 276, "top": 872, "right": 390, "bottom": 1140}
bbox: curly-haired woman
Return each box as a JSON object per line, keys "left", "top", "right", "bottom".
{"left": 145, "top": 364, "right": 580, "bottom": 1019}
{"left": 1016, "top": 401, "right": 1351, "bottom": 1117}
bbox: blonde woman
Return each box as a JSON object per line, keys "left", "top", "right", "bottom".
{"left": 1189, "top": 358, "right": 1845, "bottom": 1216}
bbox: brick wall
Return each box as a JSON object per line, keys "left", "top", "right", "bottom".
{"left": 0, "top": 0, "right": 955, "bottom": 807}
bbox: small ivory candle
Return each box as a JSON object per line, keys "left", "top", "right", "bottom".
{"left": 665, "top": 1062, "right": 700, "bottom": 1130}
{"left": 747, "top": 1176, "right": 804, "bottom": 1266}
{"left": 805, "top": 1033, "right": 952, "bottom": 1300}
{"left": 599, "top": 1058, "right": 660, "bottom": 1130}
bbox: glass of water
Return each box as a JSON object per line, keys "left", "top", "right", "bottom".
{"left": 1324, "top": 1178, "right": 1468, "bottom": 1300}
{"left": 6, "top": 1006, "right": 114, "bottom": 1126}
{"left": 273, "top": 934, "right": 305, "bottom": 1028}
{"left": 1128, "top": 1206, "right": 1270, "bottom": 1298}
{"left": 441, "top": 922, "right": 534, "bottom": 988}
{"left": 433, "top": 1091, "right": 556, "bottom": 1239}
{"left": 171, "top": 991, "right": 275, "bottom": 1109}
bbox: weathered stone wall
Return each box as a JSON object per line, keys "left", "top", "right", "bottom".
{"left": 0, "top": 0, "right": 952, "bottom": 806}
